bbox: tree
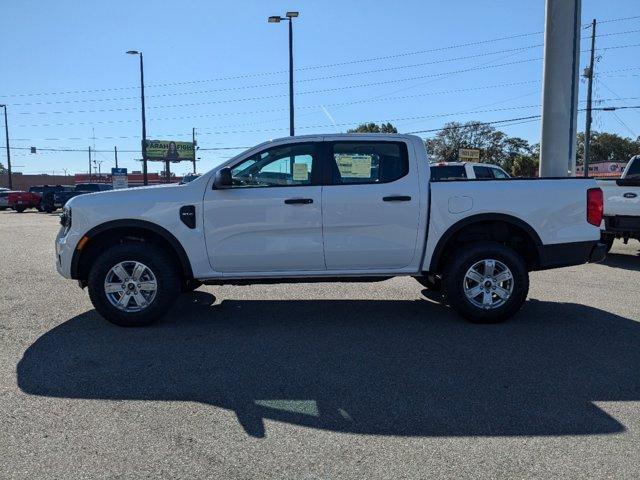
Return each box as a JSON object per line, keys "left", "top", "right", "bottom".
{"left": 0, "top": 162, "right": 5, "bottom": 175}
{"left": 347, "top": 122, "right": 398, "bottom": 134}
{"left": 576, "top": 131, "right": 640, "bottom": 164}
{"left": 502, "top": 137, "right": 534, "bottom": 174}
{"left": 511, "top": 154, "right": 539, "bottom": 177}
{"left": 425, "top": 121, "right": 530, "bottom": 170}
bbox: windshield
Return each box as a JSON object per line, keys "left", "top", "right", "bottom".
{"left": 626, "top": 157, "right": 640, "bottom": 179}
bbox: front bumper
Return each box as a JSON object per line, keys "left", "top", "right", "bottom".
{"left": 55, "top": 227, "right": 77, "bottom": 279}
{"left": 536, "top": 240, "right": 606, "bottom": 270}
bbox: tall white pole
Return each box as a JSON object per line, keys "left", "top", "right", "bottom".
{"left": 539, "top": 0, "right": 582, "bottom": 177}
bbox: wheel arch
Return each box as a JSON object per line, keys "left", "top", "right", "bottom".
{"left": 70, "top": 219, "right": 193, "bottom": 281}
{"left": 428, "top": 213, "right": 543, "bottom": 273}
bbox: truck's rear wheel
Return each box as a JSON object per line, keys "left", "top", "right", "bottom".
{"left": 14, "top": 206, "right": 27, "bottom": 213}
{"left": 443, "top": 242, "right": 529, "bottom": 324}
{"left": 88, "top": 243, "right": 180, "bottom": 327}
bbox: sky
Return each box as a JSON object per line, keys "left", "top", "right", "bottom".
{"left": 0, "top": 0, "right": 638, "bottom": 176}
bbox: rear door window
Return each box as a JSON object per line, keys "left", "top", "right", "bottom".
{"left": 430, "top": 165, "right": 467, "bottom": 181}
{"left": 328, "top": 142, "right": 408, "bottom": 185}
{"left": 473, "top": 166, "right": 494, "bottom": 179}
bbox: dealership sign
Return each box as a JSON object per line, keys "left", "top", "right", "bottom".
{"left": 458, "top": 148, "right": 481, "bottom": 162}
{"left": 145, "top": 140, "right": 195, "bottom": 162}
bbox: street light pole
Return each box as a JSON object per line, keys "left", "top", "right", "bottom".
{"left": 127, "top": 50, "right": 148, "bottom": 185}
{"left": 0, "top": 104, "right": 12, "bottom": 190}
{"left": 288, "top": 17, "right": 294, "bottom": 137}
{"left": 192, "top": 127, "right": 197, "bottom": 174}
{"left": 269, "top": 11, "right": 299, "bottom": 136}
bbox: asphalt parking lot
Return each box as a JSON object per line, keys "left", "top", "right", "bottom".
{"left": 1, "top": 210, "right": 640, "bottom": 479}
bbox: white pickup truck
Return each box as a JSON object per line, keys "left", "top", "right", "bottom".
{"left": 597, "top": 155, "right": 640, "bottom": 251}
{"left": 56, "top": 134, "right": 606, "bottom": 327}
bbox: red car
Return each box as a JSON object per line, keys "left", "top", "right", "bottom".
{"left": 7, "top": 190, "right": 41, "bottom": 213}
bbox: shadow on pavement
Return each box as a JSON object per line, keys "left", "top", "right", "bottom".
{"left": 602, "top": 251, "right": 640, "bottom": 272}
{"left": 17, "top": 292, "right": 640, "bottom": 438}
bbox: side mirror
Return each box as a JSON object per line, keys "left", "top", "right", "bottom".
{"left": 213, "top": 167, "right": 232, "bottom": 189}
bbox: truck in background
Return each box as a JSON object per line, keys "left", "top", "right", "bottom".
{"left": 598, "top": 155, "right": 640, "bottom": 251}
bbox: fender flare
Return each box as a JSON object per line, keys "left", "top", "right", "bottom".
{"left": 428, "top": 213, "right": 543, "bottom": 272}
{"left": 70, "top": 219, "right": 193, "bottom": 280}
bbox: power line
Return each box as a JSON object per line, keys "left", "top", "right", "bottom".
{"left": 9, "top": 145, "right": 250, "bottom": 153}
{"left": 10, "top": 106, "right": 639, "bottom": 155}
{"left": 10, "top": 93, "right": 639, "bottom": 142}
{"left": 7, "top": 57, "right": 545, "bottom": 109}
{"left": 405, "top": 116, "right": 543, "bottom": 134}
{"left": 5, "top": 43, "right": 638, "bottom": 110}
{"left": 10, "top": 80, "right": 543, "bottom": 116}
{"left": 6, "top": 43, "right": 639, "bottom": 109}
{"left": 2, "top": 27, "right": 638, "bottom": 100}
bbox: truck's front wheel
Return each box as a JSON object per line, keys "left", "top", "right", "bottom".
{"left": 443, "top": 242, "right": 529, "bottom": 324}
{"left": 87, "top": 243, "right": 180, "bottom": 327}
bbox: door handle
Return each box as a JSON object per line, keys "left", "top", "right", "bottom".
{"left": 284, "top": 198, "right": 313, "bottom": 205}
{"left": 383, "top": 195, "right": 412, "bottom": 202}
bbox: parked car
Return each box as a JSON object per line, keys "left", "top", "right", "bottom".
{"left": 7, "top": 190, "right": 41, "bottom": 213}
{"left": 28, "top": 185, "right": 73, "bottom": 212}
{"left": 56, "top": 134, "right": 605, "bottom": 327}
{"left": 180, "top": 173, "right": 201, "bottom": 184}
{"left": 597, "top": 155, "right": 640, "bottom": 251}
{"left": 0, "top": 189, "right": 15, "bottom": 210}
{"left": 429, "top": 162, "right": 510, "bottom": 181}
{"left": 53, "top": 183, "right": 112, "bottom": 210}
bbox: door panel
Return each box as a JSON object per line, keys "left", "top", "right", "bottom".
{"left": 322, "top": 141, "right": 421, "bottom": 270}
{"left": 203, "top": 142, "right": 325, "bottom": 273}
{"left": 204, "top": 186, "right": 324, "bottom": 272}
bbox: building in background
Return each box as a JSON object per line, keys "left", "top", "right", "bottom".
{"left": 575, "top": 161, "right": 628, "bottom": 177}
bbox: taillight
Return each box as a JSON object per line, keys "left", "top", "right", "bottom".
{"left": 587, "top": 187, "right": 603, "bottom": 226}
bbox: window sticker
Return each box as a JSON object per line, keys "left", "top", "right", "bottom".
{"left": 336, "top": 155, "right": 354, "bottom": 176}
{"left": 292, "top": 163, "right": 309, "bottom": 181}
{"left": 351, "top": 156, "right": 372, "bottom": 177}
{"left": 336, "top": 154, "right": 373, "bottom": 178}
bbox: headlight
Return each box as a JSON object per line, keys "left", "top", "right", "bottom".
{"left": 60, "top": 207, "right": 72, "bottom": 229}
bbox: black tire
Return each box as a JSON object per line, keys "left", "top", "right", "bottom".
{"left": 87, "top": 243, "right": 181, "bottom": 327}
{"left": 415, "top": 274, "right": 442, "bottom": 291}
{"left": 43, "top": 206, "right": 56, "bottom": 213}
{"left": 14, "top": 206, "right": 27, "bottom": 213}
{"left": 601, "top": 233, "right": 615, "bottom": 253}
{"left": 443, "top": 242, "right": 529, "bottom": 324}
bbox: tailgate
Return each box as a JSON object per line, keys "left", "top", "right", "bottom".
{"left": 600, "top": 182, "right": 640, "bottom": 217}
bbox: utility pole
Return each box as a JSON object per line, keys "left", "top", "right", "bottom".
{"left": 539, "top": 0, "right": 582, "bottom": 177}
{"left": 583, "top": 19, "right": 597, "bottom": 177}
{"left": 192, "top": 127, "right": 197, "bottom": 174}
{"left": 0, "top": 104, "right": 12, "bottom": 190}
{"left": 114, "top": 146, "right": 118, "bottom": 168}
